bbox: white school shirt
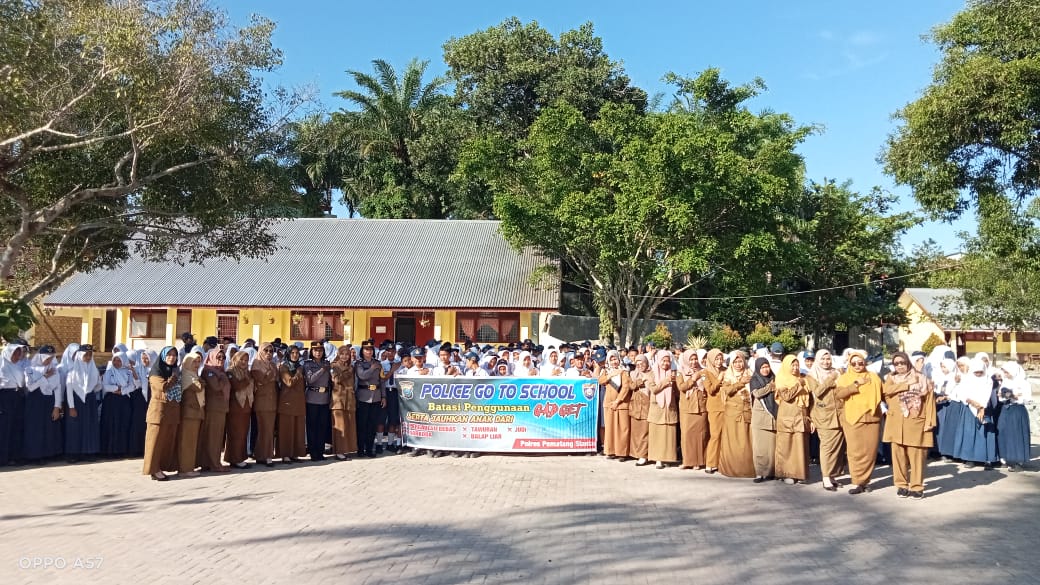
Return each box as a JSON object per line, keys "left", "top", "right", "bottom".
{"left": 27, "top": 357, "right": 63, "bottom": 408}
{"left": 431, "top": 364, "right": 458, "bottom": 376}
{"left": 464, "top": 368, "right": 489, "bottom": 378}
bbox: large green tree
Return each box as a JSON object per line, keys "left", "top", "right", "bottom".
{"left": 937, "top": 198, "right": 1040, "bottom": 333}
{"left": 481, "top": 70, "right": 811, "bottom": 345}
{"left": 884, "top": 0, "right": 1039, "bottom": 226}
{"left": 884, "top": 0, "right": 1040, "bottom": 328}
{"left": 775, "top": 181, "right": 918, "bottom": 338}
{"left": 443, "top": 18, "right": 647, "bottom": 142}
{"left": 332, "top": 58, "right": 460, "bottom": 219}
{"left": 0, "top": 0, "right": 299, "bottom": 302}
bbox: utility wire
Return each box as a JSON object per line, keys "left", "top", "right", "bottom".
{"left": 585, "top": 264, "right": 960, "bottom": 302}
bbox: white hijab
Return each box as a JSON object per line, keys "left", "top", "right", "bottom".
{"left": 961, "top": 357, "right": 995, "bottom": 414}
{"left": 514, "top": 351, "right": 535, "bottom": 377}
{"left": 103, "top": 351, "right": 131, "bottom": 392}
{"left": 67, "top": 349, "right": 101, "bottom": 400}
{"left": 0, "top": 344, "right": 26, "bottom": 387}
{"left": 1000, "top": 361, "right": 1032, "bottom": 404}
{"left": 539, "top": 350, "right": 562, "bottom": 377}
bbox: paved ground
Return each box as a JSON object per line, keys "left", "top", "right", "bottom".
{"left": 1, "top": 444, "right": 1038, "bottom": 585}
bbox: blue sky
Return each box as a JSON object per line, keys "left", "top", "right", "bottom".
{"left": 220, "top": 0, "right": 970, "bottom": 254}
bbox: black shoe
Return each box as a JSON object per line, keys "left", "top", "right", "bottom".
{"left": 408, "top": 449, "right": 424, "bottom": 457}
{"left": 897, "top": 488, "right": 909, "bottom": 498}
{"left": 605, "top": 455, "right": 616, "bottom": 460}
{"left": 909, "top": 490, "right": 924, "bottom": 500}
{"left": 310, "top": 455, "right": 324, "bottom": 462}
{"left": 849, "top": 484, "right": 871, "bottom": 495}
{"left": 705, "top": 467, "right": 716, "bottom": 474}
{"left": 964, "top": 462, "right": 976, "bottom": 469}
{"left": 375, "top": 445, "right": 384, "bottom": 454}
{"left": 265, "top": 461, "right": 275, "bottom": 468}
{"left": 467, "top": 452, "right": 480, "bottom": 458}
{"left": 430, "top": 451, "right": 443, "bottom": 459}
{"left": 823, "top": 484, "right": 837, "bottom": 492}
{"left": 387, "top": 445, "right": 399, "bottom": 453}
{"left": 753, "top": 477, "right": 765, "bottom": 483}
{"left": 452, "top": 452, "right": 464, "bottom": 458}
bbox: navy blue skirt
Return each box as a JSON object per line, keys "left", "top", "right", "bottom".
{"left": 997, "top": 403, "right": 1031, "bottom": 465}
{"left": 127, "top": 391, "right": 148, "bottom": 457}
{"left": 65, "top": 392, "right": 101, "bottom": 456}
{"left": 937, "top": 400, "right": 964, "bottom": 457}
{"left": 22, "top": 390, "right": 62, "bottom": 460}
{"left": 100, "top": 393, "right": 131, "bottom": 456}
{"left": 952, "top": 403, "right": 997, "bottom": 463}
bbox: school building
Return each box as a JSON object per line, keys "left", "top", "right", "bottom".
{"left": 39, "top": 219, "right": 561, "bottom": 352}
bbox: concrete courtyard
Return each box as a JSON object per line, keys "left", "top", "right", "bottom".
{"left": 1, "top": 446, "right": 1038, "bottom": 585}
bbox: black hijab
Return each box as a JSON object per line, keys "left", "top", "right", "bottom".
{"left": 749, "top": 357, "right": 778, "bottom": 417}
{"left": 749, "top": 357, "right": 774, "bottom": 390}
{"left": 150, "top": 346, "right": 179, "bottom": 380}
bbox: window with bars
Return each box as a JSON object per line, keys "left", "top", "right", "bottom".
{"left": 456, "top": 312, "right": 520, "bottom": 343}
{"left": 217, "top": 313, "right": 239, "bottom": 342}
{"left": 290, "top": 312, "right": 344, "bottom": 341}
{"left": 129, "top": 310, "right": 166, "bottom": 338}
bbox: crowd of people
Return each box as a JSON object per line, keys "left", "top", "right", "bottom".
{"left": 0, "top": 332, "right": 1032, "bottom": 496}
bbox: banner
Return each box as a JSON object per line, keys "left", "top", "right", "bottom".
{"left": 396, "top": 376, "right": 599, "bottom": 452}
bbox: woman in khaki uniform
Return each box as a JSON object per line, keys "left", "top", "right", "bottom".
{"left": 598, "top": 350, "right": 631, "bottom": 460}
{"left": 719, "top": 351, "right": 755, "bottom": 478}
{"left": 177, "top": 351, "right": 204, "bottom": 477}
{"left": 277, "top": 346, "right": 307, "bottom": 462}
{"left": 628, "top": 354, "right": 653, "bottom": 466}
{"left": 330, "top": 345, "right": 358, "bottom": 460}
{"left": 809, "top": 349, "right": 845, "bottom": 491}
{"left": 648, "top": 352, "right": 680, "bottom": 469}
{"left": 142, "top": 347, "right": 181, "bottom": 481}
{"left": 197, "top": 348, "right": 230, "bottom": 472}
{"left": 225, "top": 350, "right": 254, "bottom": 469}
{"left": 882, "top": 351, "right": 936, "bottom": 499}
{"left": 250, "top": 343, "right": 279, "bottom": 467}
{"left": 677, "top": 349, "right": 709, "bottom": 469}
{"left": 834, "top": 350, "right": 882, "bottom": 494}
{"left": 774, "top": 355, "right": 811, "bottom": 484}
{"left": 702, "top": 349, "right": 725, "bottom": 474}
{"left": 749, "top": 357, "right": 777, "bottom": 482}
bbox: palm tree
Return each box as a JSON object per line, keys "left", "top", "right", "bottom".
{"left": 334, "top": 58, "right": 447, "bottom": 170}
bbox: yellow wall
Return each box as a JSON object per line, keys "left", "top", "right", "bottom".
{"left": 38, "top": 306, "right": 554, "bottom": 348}
{"left": 434, "top": 310, "right": 454, "bottom": 343}
{"left": 191, "top": 309, "right": 216, "bottom": 340}
{"left": 898, "top": 300, "right": 947, "bottom": 352}
{"left": 964, "top": 340, "right": 1040, "bottom": 357}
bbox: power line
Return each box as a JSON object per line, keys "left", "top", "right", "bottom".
{"left": 616, "top": 264, "right": 961, "bottom": 302}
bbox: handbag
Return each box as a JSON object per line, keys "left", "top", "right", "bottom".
{"left": 166, "top": 382, "right": 183, "bottom": 403}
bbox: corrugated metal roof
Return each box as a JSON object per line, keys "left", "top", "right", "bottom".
{"left": 44, "top": 219, "right": 560, "bottom": 310}
{"left": 902, "top": 288, "right": 965, "bottom": 318}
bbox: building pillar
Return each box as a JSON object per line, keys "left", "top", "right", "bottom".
{"left": 1010, "top": 330, "right": 1018, "bottom": 358}
{"left": 80, "top": 308, "right": 93, "bottom": 345}
{"left": 114, "top": 308, "right": 127, "bottom": 348}
{"left": 165, "top": 307, "right": 177, "bottom": 346}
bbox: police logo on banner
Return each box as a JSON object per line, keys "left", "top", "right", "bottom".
{"left": 582, "top": 383, "right": 597, "bottom": 400}
{"left": 399, "top": 379, "right": 414, "bottom": 399}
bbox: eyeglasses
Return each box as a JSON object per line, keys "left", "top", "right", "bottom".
{"left": 850, "top": 361, "right": 866, "bottom": 366}
{"left": 893, "top": 360, "right": 907, "bottom": 366}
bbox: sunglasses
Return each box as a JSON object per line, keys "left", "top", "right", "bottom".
{"left": 850, "top": 361, "right": 866, "bottom": 366}
{"left": 893, "top": 360, "right": 908, "bottom": 366}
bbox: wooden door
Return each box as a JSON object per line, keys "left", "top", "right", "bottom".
{"left": 369, "top": 317, "right": 395, "bottom": 347}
